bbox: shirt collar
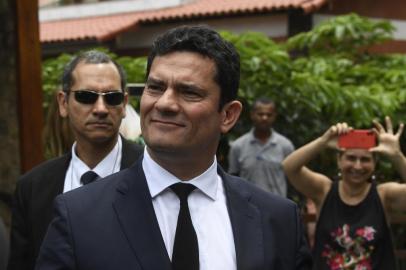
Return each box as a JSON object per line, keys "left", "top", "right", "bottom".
{"left": 142, "top": 147, "right": 218, "bottom": 200}
{"left": 71, "top": 136, "right": 122, "bottom": 179}
{"left": 249, "top": 128, "right": 277, "bottom": 145}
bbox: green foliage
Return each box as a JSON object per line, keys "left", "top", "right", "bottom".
{"left": 115, "top": 56, "right": 147, "bottom": 109}
{"left": 115, "top": 56, "right": 147, "bottom": 84}
{"left": 222, "top": 32, "right": 290, "bottom": 101}
{"left": 42, "top": 53, "right": 72, "bottom": 109}
{"left": 287, "top": 13, "right": 395, "bottom": 55}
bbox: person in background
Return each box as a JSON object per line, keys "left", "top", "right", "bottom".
{"left": 8, "top": 50, "right": 143, "bottom": 270}
{"left": 283, "top": 117, "right": 406, "bottom": 269}
{"left": 35, "top": 25, "right": 311, "bottom": 270}
{"left": 228, "top": 97, "right": 294, "bottom": 197}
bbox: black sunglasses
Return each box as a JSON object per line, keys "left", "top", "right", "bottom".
{"left": 71, "top": 90, "right": 124, "bottom": 106}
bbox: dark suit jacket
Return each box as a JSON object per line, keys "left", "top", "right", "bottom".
{"left": 35, "top": 159, "right": 312, "bottom": 270}
{"left": 8, "top": 139, "right": 143, "bottom": 270}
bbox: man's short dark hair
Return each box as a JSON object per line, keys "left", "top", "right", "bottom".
{"left": 252, "top": 97, "right": 275, "bottom": 111}
{"left": 62, "top": 50, "right": 127, "bottom": 93}
{"left": 146, "top": 25, "right": 240, "bottom": 109}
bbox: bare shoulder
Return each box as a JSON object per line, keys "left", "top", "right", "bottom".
{"left": 311, "top": 173, "right": 333, "bottom": 211}
{"left": 377, "top": 181, "right": 405, "bottom": 197}
{"left": 377, "top": 181, "right": 406, "bottom": 212}
{"left": 297, "top": 168, "right": 332, "bottom": 207}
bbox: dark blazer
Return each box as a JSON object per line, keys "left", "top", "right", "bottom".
{"left": 8, "top": 139, "right": 143, "bottom": 270}
{"left": 35, "top": 159, "right": 312, "bottom": 270}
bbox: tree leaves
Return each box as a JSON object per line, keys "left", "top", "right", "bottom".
{"left": 287, "top": 13, "right": 395, "bottom": 56}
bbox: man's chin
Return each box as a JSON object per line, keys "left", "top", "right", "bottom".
{"left": 147, "top": 142, "right": 177, "bottom": 152}
{"left": 146, "top": 141, "right": 185, "bottom": 156}
{"left": 86, "top": 133, "right": 117, "bottom": 145}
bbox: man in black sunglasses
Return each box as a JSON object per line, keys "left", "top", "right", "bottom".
{"left": 8, "top": 50, "right": 143, "bottom": 270}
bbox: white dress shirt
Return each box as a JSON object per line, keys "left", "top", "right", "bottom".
{"left": 142, "top": 148, "right": 237, "bottom": 270}
{"left": 63, "top": 137, "right": 122, "bottom": 193}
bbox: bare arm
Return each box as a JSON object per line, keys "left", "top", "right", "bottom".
{"left": 282, "top": 123, "right": 351, "bottom": 206}
{"left": 389, "top": 153, "right": 406, "bottom": 181}
{"left": 378, "top": 182, "right": 406, "bottom": 212}
{"left": 371, "top": 117, "right": 406, "bottom": 181}
{"left": 373, "top": 117, "right": 406, "bottom": 212}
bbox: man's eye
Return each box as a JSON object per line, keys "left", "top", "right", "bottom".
{"left": 179, "top": 86, "right": 203, "bottom": 99}
{"left": 183, "top": 91, "right": 204, "bottom": 101}
{"left": 183, "top": 90, "right": 200, "bottom": 97}
{"left": 146, "top": 84, "right": 164, "bottom": 93}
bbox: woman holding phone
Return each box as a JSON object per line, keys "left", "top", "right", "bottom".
{"left": 282, "top": 116, "right": 406, "bottom": 269}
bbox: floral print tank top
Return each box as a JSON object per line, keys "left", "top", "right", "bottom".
{"left": 312, "top": 180, "right": 396, "bottom": 270}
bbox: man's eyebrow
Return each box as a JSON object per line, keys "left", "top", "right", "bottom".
{"left": 175, "top": 82, "right": 202, "bottom": 90}
{"left": 145, "top": 77, "right": 164, "bottom": 85}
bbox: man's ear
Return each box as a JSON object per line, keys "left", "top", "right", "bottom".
{"left": 57, "top": 90, "right": 69, "bottom": 118}
{"left": 220, "top": 100, "right": 243, "bottom": 134}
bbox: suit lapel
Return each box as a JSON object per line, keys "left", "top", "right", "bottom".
{"left": 220, "top": 168, "right": 265, "bottom": 270}
{"left": 113, "top": 160, "right": 171, "bottom": 270}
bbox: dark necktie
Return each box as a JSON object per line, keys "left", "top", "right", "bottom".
{"left": 80, "top": 171, "right": 99, "bottom": 185}
{"left": 170, "top": 183, "right": 199, "bottom": 270}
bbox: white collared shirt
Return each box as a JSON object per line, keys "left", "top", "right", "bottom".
{"left": 142, "top": 148, "right": 237, "bottom": 270}
{"left": 63, "top": 137, "right": 122, "bottom": 193}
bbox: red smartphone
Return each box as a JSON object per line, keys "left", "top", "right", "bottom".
{"left": 338, "top": 129, "right": 377, "bottom": 149}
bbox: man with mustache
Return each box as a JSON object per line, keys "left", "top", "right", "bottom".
{"left": 8, "top": 50, "right": 143, "bottom": 270}
{"left": 36, "top": 26, "right": 311, "bottom": 270}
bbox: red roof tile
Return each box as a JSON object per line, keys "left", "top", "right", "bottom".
{"left": 41, "top": 0, "right": 327, "bottom": 43}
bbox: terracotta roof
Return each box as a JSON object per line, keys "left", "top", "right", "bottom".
{"left": 41, "top": 0, "right": 327, "bottom": 43}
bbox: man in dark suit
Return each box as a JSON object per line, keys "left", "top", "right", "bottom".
{"left": 36, "top": 26, "right": 311, "bottom": 270}
{"left": 8, "top": 51, "right": 143, "bottom": 270}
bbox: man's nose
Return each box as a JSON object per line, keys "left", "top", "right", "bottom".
{"left": 92, "top": 96, "right": 109, "bottom": 114}
{"left": 155, "top": 89, "right": 180, "bottom": 112}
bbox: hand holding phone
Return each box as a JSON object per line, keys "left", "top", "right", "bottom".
{"left": 338, "top": 130, "right": 377, "bottom": 149}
